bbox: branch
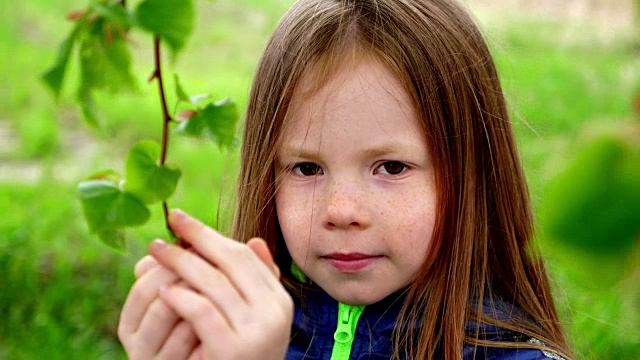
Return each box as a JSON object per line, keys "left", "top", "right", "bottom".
{"left": 152, "top": 36, "right": 182, "bottom": 246}
{"left": 154, "top": 37, "right": 171, "bottom": 166}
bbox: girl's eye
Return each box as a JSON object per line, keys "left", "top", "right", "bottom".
{"left": 292, "top": 162, "right": 323, "bottom": 176}
{"left": 375, "top": 161, "right": 408, "bottom": 176}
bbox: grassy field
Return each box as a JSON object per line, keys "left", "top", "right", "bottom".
{"left": 0, "top": 0, "right": 638, "bottom": 359}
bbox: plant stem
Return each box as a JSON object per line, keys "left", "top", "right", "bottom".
{"left": 154, "top": 37, "right": 171, "bottom": 166}
{"left": 152, "top": 36, "right": 181, "bottom": 246}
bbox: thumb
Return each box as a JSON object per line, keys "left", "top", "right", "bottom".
{"left": 246, "top": 238, "right": 280, "bottom": 278}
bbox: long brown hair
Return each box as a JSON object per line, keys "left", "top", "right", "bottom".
{"left": 233, "top": 0, "right": 573, "bottom": 358}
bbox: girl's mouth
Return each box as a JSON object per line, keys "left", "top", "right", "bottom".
{"left": 322, "top": 253, "right": 383, "bottom": 272}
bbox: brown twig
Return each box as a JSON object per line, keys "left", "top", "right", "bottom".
{"left": 152, "top": 36, "right": 182, "bottom": 246}
{"left": 154, "top": 37, "right": 171, "bottom": 166}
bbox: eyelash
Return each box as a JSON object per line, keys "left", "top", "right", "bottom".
{"left": 292, "top": 162, "right": 323, "bottom": 176}
{"left": 374, "top": 161, "right": 409, "bottom": 176}
{"left": 290, "top": 161, "right": 409, "bottom": 177}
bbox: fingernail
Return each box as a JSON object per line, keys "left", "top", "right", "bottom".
{"left": 159, "top": 284, "right": 169, "bottom": 295}
{"left": 169, "top": 208, "right": 186, "bottom": 222}
{"left": 150, "top": 239, "right": 168, "bottom": 252}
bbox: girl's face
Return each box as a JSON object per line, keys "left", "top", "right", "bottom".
{"left": 275, "top": 57, "right": 436, "bottom": 305}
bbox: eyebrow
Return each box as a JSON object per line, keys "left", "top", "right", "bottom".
{"left": 276, "top": 147, "right": 322, "bottom": 162}
{"left": 277, "top": 143, "right": 415, "bottom": 160}
{"left": 362, "top": 144, "right": 410, "bottom": 158}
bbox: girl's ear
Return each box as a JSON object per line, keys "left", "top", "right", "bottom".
{"left": 247, "top": 237, "right": 281, "bottom": 278}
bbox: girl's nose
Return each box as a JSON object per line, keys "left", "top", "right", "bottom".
{"left": 322, "top": 183, "right": 371, "bottom": 230}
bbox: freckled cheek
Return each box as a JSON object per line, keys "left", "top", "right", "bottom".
{"left": 398, "top": 214, "right": 433, "bottom": 245}
{"left": 277, "top": 198, "right": 313, "bottom": 258}
{"left": 276, "top": 190, "right": 317, "bottom": 235}
{"left": 394, "top": 220, "right": 433, "bottom": 270}
{"left": 400, "top": 189, "right": 437, "bottom": 253}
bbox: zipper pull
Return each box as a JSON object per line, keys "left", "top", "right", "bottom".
{"left": 334, "top": 303, "right": 365, "bottom": 344}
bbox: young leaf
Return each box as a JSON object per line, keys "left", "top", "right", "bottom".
{"left": 176, "top": 110, "right": 197, "bottom": 121}
{"left": 78, "top": 180, "right": 151, "bottom": 237}
{"left": 77, "top": 84, "right": 100, "bottom": 127}
{"left": 96, "top": 228, "right": 127, "bottom": 251}
{"left": 124, "top": 140, "right": 182, "bottom": 204}
{"left": 174, "top": 74, "right": 190, "bottom": 102}
{"left": 175, "top": 98, "right": 238, "bottom": 149}
{"left": 68, "top": 9, "right": 86, "bottom": 21}
{"left": 74, "top": 19, "right": 136, "bottom": 125}
{"left": 88, "top": 169, "right": 122, "bottom": 183}
{"left": 78, "top": 22, "right": 137, "bottom": 93}
{"left": 41, "top": 25, "right": 80, "bottom": 101}
{"left": 189, "top": 93, "right": 210, "bottom": 105}
{"left": 134, "top": 0, "right": 194, "bottom": 54}
{"left": 91, "top": 2, "right": 134, "bottom": 29}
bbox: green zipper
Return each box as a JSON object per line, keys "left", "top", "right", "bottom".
{"left": 330, "top": 302, "right": 365, "bottom": 360}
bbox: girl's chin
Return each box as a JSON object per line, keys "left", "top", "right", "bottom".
{"left": 322, "top": 285, "right": 393, "bottom": 306}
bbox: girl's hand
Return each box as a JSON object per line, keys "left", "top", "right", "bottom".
{"left": 119, "top": 209, "right": 293, "bottom": 360}
{"left": 119, "top": 255, "right": 196, "bottom": 359}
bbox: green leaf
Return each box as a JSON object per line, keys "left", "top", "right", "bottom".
{"left": 78, "top": 21, "right": 137, "bottom": 93}
{"left": 175, "top": 98, "right": 238, "bottom": 149}
{"left": 134, "top": 0, "right": 194, "bottom": 54}
{"left": 96, "top": 228, "right": 126, "bottom": 251}
{"left": 41, "top": 25, "right": 80, "bottom": 101}
{"left": 124, "top": 140, "right": 182, "bottom": 204}
{"left": 91, "top": 2, "right": 134, "bottom": 28}
{"left": 541, "top": 135, "right": 640, "bottom": 256}
{"left": 78, "top": 180, "right": 151, "bottom": 250}
{"left": 88, "top": 169, "right": 122, "bottom": 183}
{"left": 174, "top": 74, "right": 190, "bottom": 102}
{"left": 77, "top": 84, "right": 99, "bottom": 127}
{"left": 189, "top": 93, "right": 210, "bottom": 105}
{"left": 74, "top": 18, "right": 137, "bottom": 126}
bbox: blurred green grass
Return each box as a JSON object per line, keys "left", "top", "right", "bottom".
{"left": 0, "top": 0, "right": 638, "bottom": 358}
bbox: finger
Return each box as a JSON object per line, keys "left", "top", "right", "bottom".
{"left": 134, "top": 298, "right": 180, "bottom": 355}
{"left": 162, "top": 284, "right": 293, "bottom": 360}
{"left": 187, "top": 344, "right": 203, "bottom": 360}
{"left": 118, "top": 262, "right": 180, "bottom": 337}
{"left": 247, "top": 237, "right": 280, "bottom": 278}
{"left": 159, "top": 285, "right": 237, "bottom": 355}
{"left": 156, "top": 321, "right": 199, "bottom": 360}
{"left": 134, "top": 255, "right": 158, "bottom": 279}
{"left": 167, "top": 209, "right": 283, "bottom": 301}
{"left": 149, "top": 240, "right": 248, "bottom": 329}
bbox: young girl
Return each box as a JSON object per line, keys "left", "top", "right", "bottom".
{"left": 118, "top": 0, "right": 574, "bottom": 358}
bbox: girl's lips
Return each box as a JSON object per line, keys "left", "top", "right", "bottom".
{"left": 322, "top": 253, "right": 383, "bottom": 272}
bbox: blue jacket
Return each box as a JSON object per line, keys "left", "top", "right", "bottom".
{"left": 286, "top": 289, "right": 564, "bottom": 360}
